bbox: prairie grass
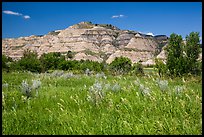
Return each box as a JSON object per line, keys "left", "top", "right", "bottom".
{"left": 2, "top": 71, "right": 202, "bottom": 135}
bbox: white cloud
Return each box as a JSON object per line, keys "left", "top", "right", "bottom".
{"left": 23, "top": 15, "right": 30, "bottom": 19}
{"left": 119, "top": 14, "right": 124, "bottom": 17}
{"left": 146, "top": 32, "right": 154, "bottom": 36}
{"left": 3, "top": 10, "right": 22, "bottom": 16}
{"left": 139, "top": 31, "right": 154, "bottom": 36}
{"left": 112, "top": 15, "right": 119, "bottom": 18}
{"left": 3, "top": 10, "right": 30, "bottom": 19}
{"left": 111, "top": 14, "right": 125, "bottom": 18}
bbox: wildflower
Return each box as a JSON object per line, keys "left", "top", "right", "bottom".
{"left": 134, "top": 78, "right": 140, "bottom": 86}
{"left": 111, "top": 83, "right": 121, "bottom": 92}
{"left": 32, "top": 80, "right": 41, "bottom": 90}
{"left": 2, "top": 83, "right": 9, "bottom": 88}
{"left": 104, "top": 83, "right": 111, "bottom": 91}
{"left": 21, "top": 79, "right": 41, "bottom": 99}
{"left": 156, "top": 79, "right": 168, "bottom": 92}
{"left": 12, "top": 97, "right": 17, "bottom": 111}
{"left": 88, "top": 81, "right": 105, "bottom": 105}
{"left": 32, "top": 79, "right": 41, "bottom": 97}
{"left": 142, "top": 87, "right": 151, "bottom": 96}
{"left": 51, "top": 70, "right": 64, "bottom": 77}
{"left": 138, "top": 84, "right": 151, "bottom": 96}
{"left": 21, "top": 80, "right": 32, "bottom": 99}
{"left": 85, "top": 68, "right": 92, "bottom": 76}
{"left": 61, "top": 72, "right": 74, "bottom": 79}
{"left": 95, "top": 72, "right": 107, "bottom": 79}
{"left": 174, "top": 85, "right": 184, "bottom": 94}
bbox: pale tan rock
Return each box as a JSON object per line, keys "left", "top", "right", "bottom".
{"left": 73, "top": 52, "right": 103, "bottom": 62}
{"left": 125, "top": 37, "right": 157, "bottom": 52}
{"left": 2, "top": 22, "right": 168, "bottom": 63}
{"left": 141, "top": 59, "right": 155, "bottom": 66}
{"left": 106, "top": 50, "right": 154, "bottom": 64}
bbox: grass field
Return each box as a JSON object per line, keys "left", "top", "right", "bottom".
{"left": 2, "top": 70, "right": 202, "bottom": 135}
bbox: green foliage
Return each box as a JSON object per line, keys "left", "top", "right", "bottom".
{"left": 165, "top": 32, "right": 201, "bottom": 76}
{"left": 154, "top": 58, "right": 167, "bottom": 77}
{"left": 16, "top": 50, "right": 42, "bottom": 73}
{"left": 110, "top": 57, "right": 132, "bottom": 74}
{"left": 2, "top": 55, "right": 14, "bottom": 71}
{"left": 166, "top": 33, "right": 184, "bottom": 76}
{"left": 2, "top": 54, "right": 9, "bottom": 69}
{"left": 184, "top": 32, "right": 201, "bottom": 75}
{"left": 131, "top": 62, "right": 144, "bottom": 75}
{"left": 58, "top": 59, "right": 104, "bottom": 73}
{"left": 40, "top": 52, "right": 65, "bottom": 71}
{"left": 58, "top": 60, "right": 75, "bottom": 70}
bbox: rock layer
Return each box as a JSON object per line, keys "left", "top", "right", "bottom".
{"left": 2, "top": 21, "right": 169, "bottom": 63}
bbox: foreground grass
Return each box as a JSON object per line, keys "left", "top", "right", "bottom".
{"left": 2, "top": 71, "right": 202, "bottom": 135}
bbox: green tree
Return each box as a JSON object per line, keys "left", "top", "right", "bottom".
{"left": 2, "top": 55, "right": 14, "bottom": 72}
{"left": 17, "top": 49, "right": 42, "bottom": 73}
{"left": 184, "top": 32, "right": 201, "bottom": 75}
{"left": 131, "top": 62, "right": 144, "bottom": 76}
{"left": 2, "top": 54, "right": 9, "bottom": 69}
{"left": 165, "top": 33, "right": 184, "bottom": 76}
{"left": 110, "top": 57, "right": 132, "bottom": 74}
{"left": 40, "top": 52, "right": 65, "bottom": 71}
{"left": 58, "top": 60, "right": 75, "bottom": 70}
{"left": 154, "top": 58, "right": 167, "bottom": 77}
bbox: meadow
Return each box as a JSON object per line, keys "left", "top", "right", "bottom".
{"left": 2, "top": 70, "right": 202, "bottom": 135}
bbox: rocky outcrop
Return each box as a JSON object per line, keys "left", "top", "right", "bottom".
{"left": 2, "top": 21, "right": 169, "bottom": 63}
{"left": 106, "top": 50, "right": 154, "bottom": 64}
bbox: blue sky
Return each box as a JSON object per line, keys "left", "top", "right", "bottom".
{"left": 2, "top": 2, "right": 202, "bottom": 41}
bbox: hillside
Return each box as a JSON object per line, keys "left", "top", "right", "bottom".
{"left": 2, "top": 21, "right": 169, "bottom": 64}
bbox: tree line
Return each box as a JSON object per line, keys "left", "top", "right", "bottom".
{"left": 2, "top": 32, "right": 202, "bottom": 77}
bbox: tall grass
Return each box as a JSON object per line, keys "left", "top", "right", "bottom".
{"left": 2, "top": 71, "right": 202, "bottom": 135}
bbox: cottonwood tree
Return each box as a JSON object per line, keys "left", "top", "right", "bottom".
{"left": 165, "top": 32, "right": 201, "bottom": 76}
{"left": 184, "top": 32, "right": 201, "bottom": 74}
{"left": 165, "top": 33, "right": 184, "bottom": 76}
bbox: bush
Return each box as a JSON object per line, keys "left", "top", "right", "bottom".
{"left": 109, "top": 57, "right": 132, "bottom": 74}
{"left": 131, "top": 62, "right": 144, "bottom": 75}
{"left": 40, "top": 52, "right": 65, "bottom": 71}
{"left": 16, "top": 50, "right": 42, "bottom": 73}
{"left": 2, "top": 54, "right": 9, "bottom": 69}
{"left": 58, "top": 60, "right": 75, "bottom": 70}
{"left": 154, "top": 58, "right": 167, "bottom": 77}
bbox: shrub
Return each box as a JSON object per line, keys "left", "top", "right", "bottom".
{"left": 156, "top": 79, "right": 168, "bottom": 92}
{"left": 2, "top": 54, "right": 9, "bottom": 69}
{"left": 58, "top": 60, "right": 75, "bottom": 70}
{"left": 154, "top": 58, "right": 167, "bottom": 77}
{"left": 16, "top": 49, "right": 42, "bottom": 73}
{"left": 109, "top": 57, "right": 132, "bottom": 74}
{"left": 40, "top": 52, "right": 65, "bottom": 71}
{"left": 131, "top": 62, "right": 144, "bottom": 75}
{"left": 21, "top": 79, "right": 41, "bottom": 99}
{"left": 88, "top": 81, "right": 105, "bottom": 105}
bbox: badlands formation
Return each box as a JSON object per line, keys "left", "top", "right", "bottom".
{"left": 2, "top": 21, "right": 169, "bottom": 65}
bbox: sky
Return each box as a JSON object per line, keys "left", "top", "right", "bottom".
{"left": 2, "top": 2, "right": 202, "bottom": 41}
